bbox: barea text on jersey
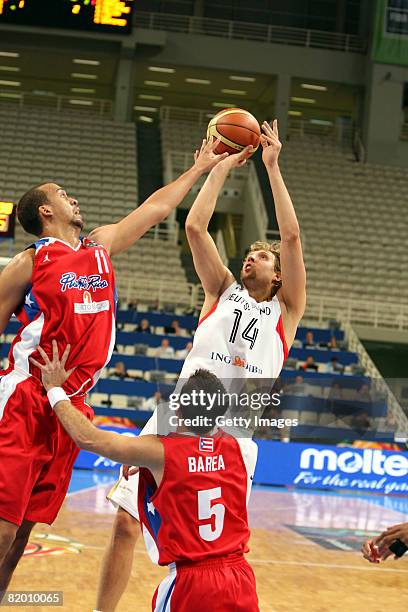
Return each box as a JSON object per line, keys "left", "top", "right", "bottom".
{"left": 60, "top": 272, "right": 109, "bottom": 292}
{"left": 188, "top": 454, "right": 225, "bottom": 473}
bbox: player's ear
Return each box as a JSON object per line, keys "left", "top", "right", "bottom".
{"left": 39, "top": 204, "right": 53, "bottom": 219}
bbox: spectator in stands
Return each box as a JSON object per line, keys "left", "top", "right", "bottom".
{"left": 327, "top": 335, "right": 339, "bottom": 350}
{"left": 357, "top": 383, "right": 372, "bottom": 402}
{"left": 142, "top": 391, "right": 162, "bottom": 412}
{"left": 303, "top": 331, "right": 316, "bottom": 348}
{"left": 351, "top": 410, "right": 371, "bottom": 436}
{"left": 128, "top": 300, "right": 138, "bottom": 311}
{"left": 325, "top": 357, "right": 344, "bottom": 374}
{"left": 149, "top": 299, "right": 161, "bottom": 313}
{"left": 299, "top": 356, "right": 318, "bottom": 372}
{"left": 327, "top": 382, "right": 343, "bottom": 401}
{"left": 165, "top": 319, "right": 185, "bottom": 336}
{"left": 176, "top": 341, "right": 193, "bottom": 360}
{"left": 285, "top": 375, "right": 308, "bottom": 396}
{"left": 156, "top": 338, "right": 175, "bottom": 359}
{"left": 137, "top": 318, "right": 151, "bottom": 334}
{"left": 110, "top": 361, "right": 129, "bottom": 380}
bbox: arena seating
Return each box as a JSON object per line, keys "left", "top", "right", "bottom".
{"left": 1, "top": 311, "right": 391, "bottom": 439}
{"left": 0, "top": 103, "right": 138, "bottom": 256}
{"left": 279, "top": 135, "right": 408, "bottom": 304}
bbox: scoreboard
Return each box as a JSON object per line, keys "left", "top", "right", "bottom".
{"left": 0, "top": 202, "right": 16, "bottom": 239}
{"left": 0, "top": 0, "right": 135, "bottom": 33}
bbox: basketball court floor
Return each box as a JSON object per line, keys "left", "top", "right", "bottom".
{"left": 11, "top": 470, "right": 408, "bottom": 611}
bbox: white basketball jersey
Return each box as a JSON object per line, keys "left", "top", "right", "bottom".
{"left": 179, "top": 282, "right": 288, "bottom": 385}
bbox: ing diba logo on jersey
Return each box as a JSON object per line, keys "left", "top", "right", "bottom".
{"left": 210, "top": 351, "right": 263, "bottom": 374}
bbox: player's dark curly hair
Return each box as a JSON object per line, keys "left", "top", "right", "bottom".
{"left": 177, "top": 369, "right": 229, "bottom": 435}
{"left": 17, "top": 184, "right": 48, "bottom": 237}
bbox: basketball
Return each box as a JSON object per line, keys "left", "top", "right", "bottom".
{"left": 207, "top": 108, "right": 261, "bottom": 156}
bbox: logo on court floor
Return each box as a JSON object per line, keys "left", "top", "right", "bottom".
{"left": 23, "top": 533, "right": 83, "bottom": 557}
{"left": 287, "top": 525, "right": 379, "bottom": 552}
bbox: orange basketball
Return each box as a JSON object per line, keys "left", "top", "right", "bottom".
{"left": 207, "top": 108, "right": 261, "bottom": 156}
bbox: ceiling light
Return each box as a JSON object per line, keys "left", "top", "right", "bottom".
{"left": 288, "top": 110, "right": 302, "bottom": 116}
{"left": 212, "top": 102, "right": 236, "bottom": 108}
{"left": 71, "top": 87, "right": 96, "bottom": 94}
{"left": 206, "top": 113, "right": 215, "bottom": 118}
{"left": 229, "top": 75, "right": 256, "bottom": 82}
{"left": 221, "top": 88, "right": 246, "bottom": 95}
{"left": 73, "top": 59, "right": 100, "bottom": 66}
{"left": 0, "top": 79, "right": 20, "bottom": 86}
{"left": 0, "top": 66, "right": 20, "bottom": 72}
{"left": 69, "top": 99, "right": 94, "bottom": 106}
{"left": 71, "top": 73, "right": 98, "bottom": 80}
{"left": 144, "top": 80, "right": 170, "bottom": 87}
{"left": 138, "top": 115, "right": 154, "bottom": 123}
{"left": 310, "top": 119, "right": 333, "bottom": 126}
{"left": 185, "top": 78, "right": 211, "bottom": 85}
{"left": 148, "top": 66, "right": 175, "bottom": 73}
{"left": 0, "top": 92, "right": 22, "bottom": 99}
{"left": 291, "top": 96, "right": 316, "bottom": 104}
{"left": 0, "top": 52, "right": 19, "bottom": 58}
{"left": 301, "top": 83, "right": 327, "bottom": 91}
{"left": 134, "top": 105, "right": 158, "bottom": 112}
{"left": 139, "top": 94, "right": 163, "bottom": 100}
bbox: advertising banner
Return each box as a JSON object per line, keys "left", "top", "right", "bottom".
{"left": 373, "top": 0, "right": 408, "bottom": 66}
{"left": 255, "top": 440, "right": 408, "bottom": 494}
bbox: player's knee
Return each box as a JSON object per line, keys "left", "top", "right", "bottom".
{"left": 112, "top": 508, "right": 139, "bottom": 543}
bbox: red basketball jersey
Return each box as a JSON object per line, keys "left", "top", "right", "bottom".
{"left": 3, "top": 236, "right": 116, "bottom": 397}
{"left": 138, "top": 432, "right": 252, "bottom": 566}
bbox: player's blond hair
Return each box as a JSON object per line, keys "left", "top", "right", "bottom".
{"left": 245, "top": 240, "right": 282, "bottom": 297}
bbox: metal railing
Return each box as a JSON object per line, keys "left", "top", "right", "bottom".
{"left": 344, "top": 323, "right": 408, "bottom": 435}
{"left": 0, "top": 90, "right": 113, "bottom": 117}
{"left": 136, "top": 12, "right": 366, "bottom": 53}
{"left": 305, "top": 293, "right": 408, "bottom": 331}
{"left": 288, "top": 118, "right": 354, "bottom": 145}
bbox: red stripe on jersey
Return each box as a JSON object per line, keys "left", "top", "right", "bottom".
{"left": 275, "top": 314, "right": 288, "bottom": 361}
{"left": 198, "top": 299, "right": 219, "bottom": 327}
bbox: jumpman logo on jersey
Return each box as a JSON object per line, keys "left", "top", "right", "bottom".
{"left": 42, "top": 252, "right": 50, "bottom": 263}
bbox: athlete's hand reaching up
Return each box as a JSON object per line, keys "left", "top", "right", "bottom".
{"left": 193, "top": 136, "right": 229, "bottom": 174}
{"left": 30, "top": 340, "right": 74, "bottom": 391}
{"left": 212, "top": 145, "right": 254, "bottom": 173}
{"left": 261, "top": 119, "right": 282, "bottom": 169}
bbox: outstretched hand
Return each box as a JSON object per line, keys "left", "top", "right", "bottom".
{"left": 29, "top": 340, "right": 74, "bottom": 392}
{"left": 193, "top": 136, "right": 229, "bottom": 174}
{"left": 261, "top": 119, "right": 282, "bottom": 169}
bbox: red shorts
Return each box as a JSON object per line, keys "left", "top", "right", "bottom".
{"left": 0, "top": 372, "right": 93, "bottom": 526}
{"left": 152, "top": 554, "right": 259, "bottom": 612}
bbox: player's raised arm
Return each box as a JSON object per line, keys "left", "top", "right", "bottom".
{"left": 88, "top": 139, "right": 229, "bottom": 257}
{"left": 0, "top": 250, "right": 34, "bottom": 334}
{"left": 30, "top": 342, "right": 164, "bottom": 471}
{"left": 261, "top": 120, "right": 306, "bottom": 345}
{"left": 185, "top": 144, "right": 252, "bottom": 305}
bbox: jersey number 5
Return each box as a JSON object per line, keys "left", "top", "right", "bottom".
{"left": 229, "top": 309, "right": 259, "bottom": 350}
{"left": 198, "top": 487, "right": 225, "bottom": 542}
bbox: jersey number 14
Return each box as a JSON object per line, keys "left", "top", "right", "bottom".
{"left": 229, "top": 309, "right": 259, "bottom": 350}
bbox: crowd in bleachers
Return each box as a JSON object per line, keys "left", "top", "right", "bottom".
{"left": 0, "top": 304, "right": 392, "bottom": 443}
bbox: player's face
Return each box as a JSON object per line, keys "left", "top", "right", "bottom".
{"left": 42, "top": 183, "right": 84, "bottom": 230}
{"left": 241, "top": 250, "right": 280, "bottom": 286}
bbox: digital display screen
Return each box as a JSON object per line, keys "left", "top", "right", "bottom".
{"left": 0, "top": 202, "right": 16, "bottom": 238}
{"left": 0, "top": 0, "right": 135, "bottom": 33}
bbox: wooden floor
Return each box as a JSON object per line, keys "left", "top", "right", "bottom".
{"left": 9, "top": 476, "right": 408, "bottom": 612}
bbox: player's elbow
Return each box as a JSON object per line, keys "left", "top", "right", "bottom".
{"left": 185, "top": 221, "right": 205, "bottom": 239}
{"left": 281, "top": 228, "right": 301, "bottom": 244}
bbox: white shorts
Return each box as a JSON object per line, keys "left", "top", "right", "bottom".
{"left": 107, "top": 409, "right": 158, "bottom": 521}
{"left": 107, "top": 405, "right": 258, "bottom": 520}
